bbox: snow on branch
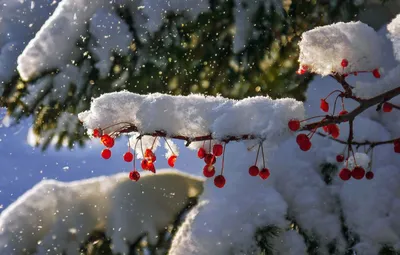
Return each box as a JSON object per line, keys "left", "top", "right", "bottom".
{"left": 388, "top": 13, "right": 400, "bottom": 61}
{"left": 17, "top": 0, "right": 109, "bottom": 81}
{"left": 298, "top": 21, "right": 383, "bottom": 76}
{"left": 78, "top": 92, "right": 305, "bottom": 145}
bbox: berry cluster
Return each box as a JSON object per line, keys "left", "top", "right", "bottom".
{"left": 290, "top": 58, "right": 400, "bottom": 181}
{"left": 92, "top": 128, "right": 178, "bottom": 183}
{"left": 93, "top": 124, "right": 274, "bottom": 189}
{"left": 338, "top": 166, "right": 374, "bottom": 181}
{"left": 197, "top": 143, "right": 226, "bottom": 188}
{"left": 197, "top": 141, "right": 271, "bottom": 188}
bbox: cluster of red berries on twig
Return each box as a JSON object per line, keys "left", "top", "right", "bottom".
{"left": 196, "top": 140, "right": 271, "bottom": 188}
{"left": 197, "top": 143, "right": 226, "bottom": 188}
{"left": 92, "top": 128, "right": 179, "bottom": 183}
{"left": 291, "top": 58, "right": 400, "bottom": 181}
{"left": 92, "top": 124, "right": 274, "bottom": 188}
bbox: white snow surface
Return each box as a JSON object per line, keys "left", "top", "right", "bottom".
{"left": 78, "top": 92, "right": 305, "bottom": 146}
{"left": 0, "top": 169, "right": 203, "bottom": 255}
{"left": 388, "top": 14, "right": 400, "bottom": 61}
{"left": 17, "top": 0, "right": 109, "bottom": 81}
{"left": 353, "top": 64, "right": 400, "bottom": 98}
{"left": 299, "top": 21, "right": 383, "bottom": 76}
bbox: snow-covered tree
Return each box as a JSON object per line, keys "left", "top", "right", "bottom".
{"left": 77, "top": 15, "right": 400, "bottom": 255}
{"left": 0, "top": 0, "right": 364, "bottom": 149}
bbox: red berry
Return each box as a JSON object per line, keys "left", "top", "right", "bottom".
{"left": 365, "top": 171, "right": 374, "bottom": 180}
{"left": 352, "top": 166, "right": 365, "bottom": 180}
{"left": 203, "top": 165, "right": 215, "bottom": 178}
{"left": 296, "top": 134, "right": 309, "bottom": 145}
{"left": 382, "top": 102, "right": 393, "bottom": 113}
{"left": 144, "top": 149, "right": 152, "bottom": 157}
{"left": 339, "top": 168, "right": 351, "bottom": 181}
{"left": 336, "top": 154, "right": 344, "bottom": 163}
{"left": 248, "top": 165, "right": 260, "bottom": 176}
{"left": 296, "top": 65, "right": 308, "bottom": 75}
{"left": 101, "top": 148, "right": 112, "bottom": 159}
{"left": 296, "top": 134, "right": 312, "bottom": 151}
{"left": 204, "top": 154, "right": 216, "bottom": 165}
{"left": 147, "top": 162, "right": 156, "bottom": 173}
{"left": 326, "top": 124, "right": 340, "bottom": 138}
{"left": 93, "top": 129, "right": 101, "bottom": 138}
{"left": 123, "top": 152, "right": 134, "bottom": 162}
{"left": 129, "top": 171, "right": 140, "bottom": 181}
{"left": 168, "top": 155, "right": 177, "bottom": 167}
{"left": 395, "top": 140, "right": 400, "bottom": 153}
{"left": 322, "top": 125, "right": 329, "bottom": 133}
{"left": 259, "top": 168, "right": 270, "bottom": 180}
{"left": 299, "top": 141, "right": 312, "bottom": 151}
{"left": 141, "top": 159, "right": 149, "bottom": 170}
{"left": 320, "top": 99, "right": 329, "bottom": 112}
{"left": 288, "top": 119, "right": 300, "bottom": 131}
{"left": 197, "top": 148, "right": 206, "bottom": 159}
{"left": 214, "top": 175, "right": 226, "bottom": 188}
{"left": 341, "top": 59, "right": 348, "bottom": 68}
{"left": 372, "top": 68, "right": 380, "bottom": 78}
{"left": 144, "top": 149, "right": 156, "bottom": 162}
{"left": 339, "top": 110, "right": 349, "bottom": 122}
{"left": 394, "top": 144, "right": 400, "bottom": 153}
{"left": 297, "top": 69, "right": 306, "bottom": 75}
{"left": 101, "top": 135, "right": 115, "bottom": 148}
{"left": 212, "top": 144, "right": 223, "bottom": 157}
{"left": 354, "top": 72, "right": 358, "bottom": 76}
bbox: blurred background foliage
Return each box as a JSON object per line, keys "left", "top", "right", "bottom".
{"left": 0, "top": 0, "right": 396, "bottom": 150}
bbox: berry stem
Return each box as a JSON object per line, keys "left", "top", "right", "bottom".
{"left": 260, "top": 141, "right": 266, "bottom": 169}
{"left": 332, "top": 94, "right": 341, "bottom": 116}
{"left": 341, "top": 97, "right": 345, "bottom": 111}
{"left": 221, "top": 143, "right": 226, "bottom": 175}
{"left": 255, "top": 143, "right": 261, "bottom": 165}
{"left": 300, "top": 115, "right": 328, "bottom": 122}
{"left": 140, "top": 137, "right": 145, "bottom": 158}
{"left": 150, "top": 137, "right": 157, "bottom": 150}
{"left": 324, "top": 90, "right": 343, "bottom": 100}
{"left": 133, "top": 138, "right": 140, "bottom": 170}
{"left": 163, "top": 137, "right": 176, "bottom": 155}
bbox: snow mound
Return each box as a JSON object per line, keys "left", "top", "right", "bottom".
{"left": 169, "top": 142, "right": 290, "bottom": 255}
{"left": 388, "top": 14, "right": 400, "bottom": 61}
{"left": 299, "top": 21, "right": 383, "bottom": 76}
{"left": 78, "top": 92, "right": 305, "bottom": 146}
{"left": 0, "top": 170, "right": 203, "bottom": 255}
